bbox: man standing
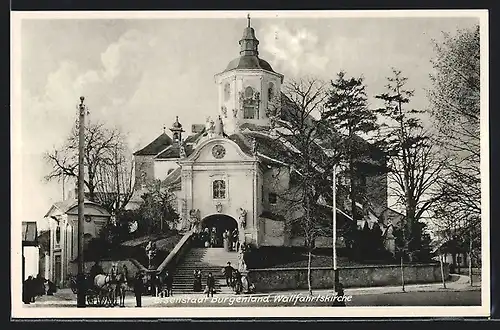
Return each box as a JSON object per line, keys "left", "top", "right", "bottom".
{"left": 164, "top": 270, "right": 173, "bottom": 297}
{"left": 133, "top": 272, "right": 144, "bottom": 307}
{"left": 223, "top": 262, "right": 234, "bottom": 288}
{"left": 206, "top": 272, "right": 215, "bottom": 297}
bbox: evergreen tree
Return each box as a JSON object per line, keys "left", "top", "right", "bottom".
{"left": 322, "top": 71, "right": 382, "bottom": 257}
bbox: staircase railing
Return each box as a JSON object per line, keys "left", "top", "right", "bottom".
{"left": 156, "top": 230, "right": 195, "bottom": 276}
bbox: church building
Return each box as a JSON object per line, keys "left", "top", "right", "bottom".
{"left": 132, "top": 17, "right": 394, "bottom": 250}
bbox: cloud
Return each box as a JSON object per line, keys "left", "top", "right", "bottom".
{"left": 18, "top": 29, "right": 158, "bottom": 221}
{"left": 259, "top": 24, "right": 330, "bottom": 78}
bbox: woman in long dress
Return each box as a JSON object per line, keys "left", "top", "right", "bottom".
{"left": 223, "top": 230, "right": 230, "bottom": 252}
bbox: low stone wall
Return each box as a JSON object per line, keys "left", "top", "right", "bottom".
{"left": 247, "top": 263, "right": 449, "bottom": 292}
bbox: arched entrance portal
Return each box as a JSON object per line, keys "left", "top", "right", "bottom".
{"left": 200, "top": 214, "right": 238, "bottom": 248}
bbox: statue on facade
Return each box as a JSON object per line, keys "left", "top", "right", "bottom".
{"left": 251, "top": 138, "right": 258, "bottom": 154}
{"left": 179, "top": 143, "right": 186, "bottom": 158}
{"left": 233, "top": 109, "right": 238, "bottom": 118}
{"left": 145, "top": 240, "right": 157, "bottom": 270}
{"left": 205, "top": 117, "right": 215, "bottom": 138}
{"left": 189, "top": 209, "right": 201, "bottom": 233}
{"left": 238, "top": 248, "right": 247, "bottom": 272}
{"left": 238, "top": 208, "right": 247, "bottom": 229}
{"left": 221, "top": 106, "right": 227, "bottom": 118}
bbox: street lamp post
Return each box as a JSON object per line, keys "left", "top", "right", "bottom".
{"left": 77, "top": 96, "right": 87, "bottom": 307}
{"left": 332, "top": 166, "right": 340, "bottom": 292}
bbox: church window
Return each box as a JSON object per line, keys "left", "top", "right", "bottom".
{"left": 212, "top": 180, "right": 226, "bottom": 199}
{"left": 244, "top": 86, "right": 254, "bottom": 98}
{"left": 268, "top": 82, "right": 274, "bottom": 101}
{"left": 55, "top": 225, "right": 61, "bottom": 245}
{"left": 269, "top": 192, "right": 277, "bottom": 205}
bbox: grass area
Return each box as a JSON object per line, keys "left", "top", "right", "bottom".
{"left": 246, "top": 247, "right": 393, "bottom": 269}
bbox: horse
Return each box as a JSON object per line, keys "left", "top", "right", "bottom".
{"left": 94, "top": 274, "right": 115, "bottom": 307}
{"left": 115, "top": 272, "right": 128, "bottom": 307}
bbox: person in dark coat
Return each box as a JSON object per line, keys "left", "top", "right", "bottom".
{"left": 206, "top": 272, "right": 215, "bottom": 297}
{"left": 133, "top": 272, "right": 144, "bottom": 307}
{"left": 231, "top": 228, "right": 239, "bottom": 251}
{"left": 22, "top": 278, "right": 30, "bottom": 304}
{"left": 333, "top": 283, "right": 346, "bottom": 307}
{"left": 89, "top": 260, "right": 104, "bottom": 282}
{"left": 193, "top": 269, "right": 202, "bottom": 292}
{"left": 233, "top": 269, "right": 242, "bottom": 294}
{"left": 25, "top": 276, "right": 35, "bottom": 302}
{"left": 164, "top": 270, "right": 173, "bottom": 297}
{"left": 223, "top": 262, "right": 234, "bottom": 288}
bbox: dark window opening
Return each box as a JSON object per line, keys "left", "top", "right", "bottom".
{"left": 269, "top": 192, "right": 277, "bottom": 205}
{"left": 244, "top": 106, "right": 256, "bottom": 119}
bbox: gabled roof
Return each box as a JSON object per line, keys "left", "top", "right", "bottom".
{"left": 44, "top": 199, "right": 110, "bottom": 218}
{"left": 155, "top": 144, "right": 195, "bottom": 159}
{"left": 134, "top": 133, "right": 173, "bottom": 156}
{"left": 163, "top": 167, "right": 182, "bottom": 189}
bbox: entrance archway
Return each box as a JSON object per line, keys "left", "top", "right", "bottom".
{"left": 200, "top": 214, "right": 238, "bottom": 248}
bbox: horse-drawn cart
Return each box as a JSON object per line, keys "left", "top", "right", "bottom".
{"left": 69, "top": 274, "right": 123, "bottom": 307}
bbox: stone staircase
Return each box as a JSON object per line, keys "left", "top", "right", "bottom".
{"left": 172, "top": 247, "right": 240, "bottom": 294}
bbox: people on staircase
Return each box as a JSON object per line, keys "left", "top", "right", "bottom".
{"left": 210, "top": 227, "right": 217, "bottom": 247}
{"left": 203, "top": 228, "right": 210, "bottom": 247}
{"left": 223, "top": 229, "right": 230, "bottom": 252}
{"left": 193, "top": 269, "right": 202, "bottom": 292}
{"left": 163, "top": 270, "right": 173, "bottom": 297}
{"left": 233, "top": 269, "right": 242, "bottom": 294}
{"left": 206, "top": 272, "right": 216, "bottom": 297}
{"left": 223, "top": 261, "right": 235, "bottom": 288}
{"left": 231, "top": 228, "right": 239, "bottom": 251}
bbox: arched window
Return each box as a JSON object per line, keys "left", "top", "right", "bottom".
{"left": 212, "top": 180, "right": 226, "bottom": 199}
{"left": 244, "top": 86, "right": 254, "bottom": 98}
{"left": 55, "top": 225, "right": 61, "bottom": 245}
{"left": 268, "top": 82, "right": 274, "bottom": 101}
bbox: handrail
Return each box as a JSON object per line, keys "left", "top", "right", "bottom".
{"left": 156, "top": 230, "right": 194, "bottom": 274}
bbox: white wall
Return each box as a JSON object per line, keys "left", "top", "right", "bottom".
{"left": 154, "top": 159, "right": 180, "bottom": 181}
{"left": 23, "top": 246, "right": 39, "bottom": 279}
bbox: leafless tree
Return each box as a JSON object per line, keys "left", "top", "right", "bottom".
{"left": 375, "top": 69, "right": 444, "bottom": 261}
{"left": 44, "top": 119, "right": 137, "bottom": 214}
{"left": 429, "top": 25, "right": 480, "bottom": 223}
{"left": 265, "top": 77, "right": 342, "bottom": 295}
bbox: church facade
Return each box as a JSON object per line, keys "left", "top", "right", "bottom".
{"left": 132, "top": 18, "right": 394, "bottom": 250}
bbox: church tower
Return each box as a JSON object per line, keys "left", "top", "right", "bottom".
{"left": 214, "top": 15, "right": 284, "bottom": 135}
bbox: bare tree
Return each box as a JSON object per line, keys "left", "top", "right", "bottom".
{"left": 265, "top": 78, "right": 342, "bottom": 295}
{"left": 375, "top": 69, "right": 443, "bottom": 262}
{"left": 44, "top": 119, "right": 137, "bottom": 214}
{"left": 429, "top": 24, "right": 480, "bottom": 223}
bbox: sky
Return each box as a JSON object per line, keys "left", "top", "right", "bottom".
{"left": 14, "top": 12, "right": 479, "bottom": 228}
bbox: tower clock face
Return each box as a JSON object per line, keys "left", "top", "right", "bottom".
{"left": 212, "top": 144, "right": 226, "bottom": 159}
{"left": 224, "top": 83, "right": 231, "bottom": 101}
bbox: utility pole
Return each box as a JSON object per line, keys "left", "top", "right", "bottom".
{"left": 77, "top": 96, "right": 86, "bottom": 307}
{"left": 332, "top": 166, "right": 340, "bottom": 293}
